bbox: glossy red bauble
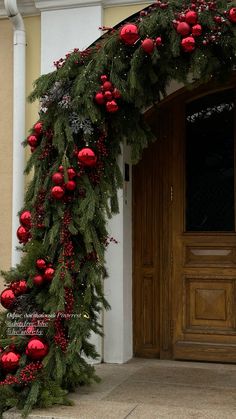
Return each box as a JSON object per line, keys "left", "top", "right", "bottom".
{"left": 119, "top": 23, "right": 139, "bottom": 45}
{"left": 106, "top": 100, "right": 119, "bottom": 113}
{"left": 192, "top": 24, "right": 202, "bottom": 36}
{"left": 65, "top": 180, "right": 76, "bottom": 191}
{"left": 113, "top": 88, "right": 121, "bottom": 99}
{"left": 1, "top": 351, "right": 20, "bottom": 371}
{"left": 33, "top": 274, "right": 44, "bottom": 286}
{"left": 181, "top": 36, "right": 195, "bottom": 52}
{"left": 27, "top": 135, "right": 38, "bottom": 147}
{"left": 185, "top": 10, "right": 198, "bottom": 25}
{"left": 36, "top": 258, "right": 47, "bottom": 270}
{"left": 11, "top": 280, "right": 27, "bottom": 296}
{"left": 229, "top": 7, "right": 236, "bottom": 23}
{"left": 20, "top": 210, "right": 31, "bottom": 228}
{"left": 95, "top": 92, "right": 105, "bottom": 105}
{"left": 104, "top": 91, "right": 113, "bottom": 101}
{"left": 33, "top": 121, "right": 43, "bottom": 135}
{"left": 100, "top": 75, "right": 108, "bottom": 83}
{"left": 26, "top": 338, "right": 48, "bottom": 360}
{"left": 67, "top": 167, "right": 76, "bottom": 179}
{"left": 103, "top": 81, "right": 113, "bottom": 91}
{"left": 155, "top": 36, "right": 162, "bottom": 46}
{"left": 52, "top": 172, "right": 64, "bottom": 185}
{"left": 78, "top": 148, "right": 97, "bottom": 167}
{"left": 44, "top": 267, "right": 55, "bottom": 281}
{"left": 177, "top": 22, "right": 191, "bottom": 36}
{"left": 0, "top": 289, "right": 15, "bottom": 309}
{"left": 17, "top": 225, "right": 30, "bottom": 244}
{"left": 141, "top": 38, "right": 155, "bottom": 54}
{"left": 51, "top": 186, "right": 65, "bottom": 200}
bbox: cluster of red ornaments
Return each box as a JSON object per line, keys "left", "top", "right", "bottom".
{"left": 33, "top": 258, "right": 55, "bottom": 286}
{"left": 17, "top": 210, "right": 32, "bottom": 244}
{"left": 27, "top": 121, "right": 43, "bottom": 152}
{"left": 174, "top": 10, "right": 201, "bottom": 52}
{"left": 51, "top": 166, "right": 77, "bottom": 200}
{"left": 95, "top": 75, "right": 121, "bottom": 113}
{"left": 0, "top": 280, "right": 28, "bottom": 309}
{"left": 141, "top": 36, "right": 163, "bottom": 54}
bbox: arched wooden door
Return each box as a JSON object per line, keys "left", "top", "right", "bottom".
{"left": 133, "top": 81, "right": 236, "bottom": 362}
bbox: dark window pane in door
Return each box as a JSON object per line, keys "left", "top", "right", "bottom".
{"left": 186, "top": 90, "right": 234, "bottom": 232}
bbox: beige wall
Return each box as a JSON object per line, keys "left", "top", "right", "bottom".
{"left": 104, "top": 3, "right": 150, "bottom": 27}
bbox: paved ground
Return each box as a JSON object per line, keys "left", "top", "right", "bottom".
{"left": 3, "top": 358, "right": 236, "bottom": 418}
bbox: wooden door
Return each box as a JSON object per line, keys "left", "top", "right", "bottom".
{"left": 172, "top": 87, "right": 236, "bottom": 362}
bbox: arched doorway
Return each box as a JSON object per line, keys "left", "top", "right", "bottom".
{"left": 133, "top": 79, "right": 236, "bottom": 362}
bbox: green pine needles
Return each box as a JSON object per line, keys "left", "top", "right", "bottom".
{"left": 0, "top": 0, "right": 236, "bottom": 416}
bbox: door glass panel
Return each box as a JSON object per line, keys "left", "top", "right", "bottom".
{"left": 186, "top": 90, "right": 235, "bottom": 232}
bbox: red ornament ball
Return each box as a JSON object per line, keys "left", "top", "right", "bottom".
{"left": 33, "top": 274, "right": 44, "bottom": 286}
{"left": 67, "top": 167, "right": 76, "bottom": 179}
{"left": 33, "top": 121, "right": 43, "bottom": 135}
{"left": 44, "top": 267, "right": 55, "bottom": 281}
{"left": 177, "top": 22, "right": 191, "bottom": 36}
{"left": 103, "top": 81, "right": 113, "bottom": 91}
{"left": 36, "top": 258, "right": 47, "bottom": 270}
{"left": 1, "top": 351, "right": 20, "bottom": 371}
{"left": 100, "top": 75, "right": 108, "bottom": 83}
{"left": 27, "top": 135, "right": 38, "bottom": 147}
{"left": 185, "top": 10, "right": 198, "bottom": 25}
{"left": 229, "top": 7, "right": 236, "bottom": 23}
{"left": 11, "top": 280, "right": 27, "bottom": 296}
{"left": 52, "top": 172, "right": 64, "bottom": 185}
{"left": 155, "top": 36, "right": 162, "bottom": 46}
{"left": 51, "top": 186, "right": 65, "bottom": 200}
{"left": 119, "top": 23, "right": 139, "bottom": 45}
{"left": 20, "top": 210, "right": 31, "bottom": 228}
{"left": 113, "top": 88, "right": 121, "bottom": 99}
{"left": 58, "top": 165, "right": 64, "bottom": 173}
{"left": 0, "top": 289, "right": 15, "bottom": 309}
{"left": 65, "top": 180, "right": 76, "bottom": 191}
{"left": 17, "top": 225, "right": 30, "bottom": 244}
{"left": 95, "top": 92, "right": 105, "bottom": 105}
{"left": 26, "top": 338, "right": 48, "bottom": 360}
{"left": 181, "top": 36, "right": 195, "bottom": 52}
{"left": 192, "top": 24, "right": 202, "bottom": 37}
{"left": 78, "top": 147, "right": 97, "bottom": 167}
{"left": 106, "top": 100, "right": 119, "bottom": 113}
{"left": 104, "top": 91, "right": 113, "bottom": 101}
{"left": 141, "top": 38, "right": 155, "bottom": 54}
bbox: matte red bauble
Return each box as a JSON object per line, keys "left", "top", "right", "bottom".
{"left": 185, "top": 10, "right": 198, "bottom": 25}
{"left": 177, "top": 22, "right": 191, "bottom": 36}
{"left": 0, "top": 289, "right": 15, "bottom": 309}
{"left": 181, "top": 36, "right": 195, "bottom": 52}
{"left": 52, "top": 172, "right": 64, "bottom": 185}
{"left": 192, "top": 24, "right": 202, "bottom": 36}
{"left": 67, "top": 167, "right": 76, "bottom": 179}
{"left": 106, "top": 100, "right": 119, "bottom": 113}
{"left": 103, "top": 81, "right": 113, "bottom": 91}
{"left": 36, "top": 258, "right": 47, "bottom": 270}
{"left": 65, "top": 180, "right": 76, "bottom": 191}
{"left": 17, "top": 226, "right": 30, "bottom": 244}
{"left": 44, "top": 267, "right": 55, "bottom": 281}
{"left": 78, "top": 148, "right": 97, "bottom": 167}
{"left": 119, "top": 23, "right": 139, "bottom": 45}
{"left": 20, "top": 210, "right": 31, "bottom": 228}
{"left": 95, "top": 92, "right": 104, "bottom": 105}
{"left": 33, "top": 121, "right": 43, "bottom": 135}
{"left": 1, "top": 351, "right": 20, "bottom": 371}
{"left": 104, "top": 91, "right": 113, "bottom": 101}
{"left": 11, "top": 280, "right": 27, "bottom": 296}
{"left": 113, "top": 88, "right": 121, "bottom": 99}
{"left": 26, "top": 338, "right": 48, "bottom": 360}
{"left": 229, "top": 7, "right": 236, "bottom": 23}
{"left": 141, "top": 38, "right": 155, "bottom": 54}
{"left": 33, "top": 274, "right": 44, "bottom": 286}
{"left": 27, "top": 135, "right": 38, "bottom": 147}
{"left": 51, "top": 186, "right": 65, "bottom": 199}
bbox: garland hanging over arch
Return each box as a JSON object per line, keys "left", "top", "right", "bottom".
{"left": 0, "top": 0, "right": 236, "bottom": 416}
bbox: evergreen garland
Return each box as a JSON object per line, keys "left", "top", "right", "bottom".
{"left": 0, "top": 0, "right": 236, "bottom": 416}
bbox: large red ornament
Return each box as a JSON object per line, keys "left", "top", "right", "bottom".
{"left": 52, "top": 172, "right": 64, "bottom": 185}
{"left": 185, "top": 10, "right": 198, "bottom": 25}
{"left": 44, "top": 267, "right": 55, "bottom": 281}
{"left": 78, "top": 148, "right": 97, "bottom": 167}
{"left": 33, "top": 274, "right": 44, "bottom": 286}
{"left": 106, "top": 100, "right": 119, "bottom": 113}
{"left": 103, "top": 81, "right": 113, "bottom": 91}
{"left": 119, "top": 23, "right": 139, "bottom": 45}
{"left": 181, "top": 36, "right": 195, "bottom": 52}
{"left": 36, "top": 258, "right": 47, "bottom": 270}
{"left": 20, "top": 210, "right": 31, "bottom": 228}
{"left": 1, "top": 351, "right": 20, "bottom": 371}
{"left": 27, "top": 135, "right": 38, "bottom": 147}
{"left": 95, "top": 92, "right": 105, "bottom": 105}
{"left": 177, "top": 22, "right": 191, "bottom": 36}
{"left": 51, "top": 186, "right": 65, "bottom": 200}
{"left": 33, "top": 121, "right": 43, "bottom": 135}
{"left": 0, "top": 289, "right": 15, "bottom": 309}
{"left": 192, "top": 24, "right": 202, "bottom": 37}
{"left": 141, "top": 38, "right": 155, "bottom": 54}
{"left": 17, "top": 225, "right": 30, "bottom": 244}
{"left": 26, "top": 338, "right": 48, "bottom": 360}
{"left": 11, "top": 280, "right": 28, "bottom": 296}
{"left": 229, "top": 8, "right": 236, "bottom": 23}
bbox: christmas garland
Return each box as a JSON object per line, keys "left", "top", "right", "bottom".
{"left": 0, "top": 0, "right": 236, "bottom": 416}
